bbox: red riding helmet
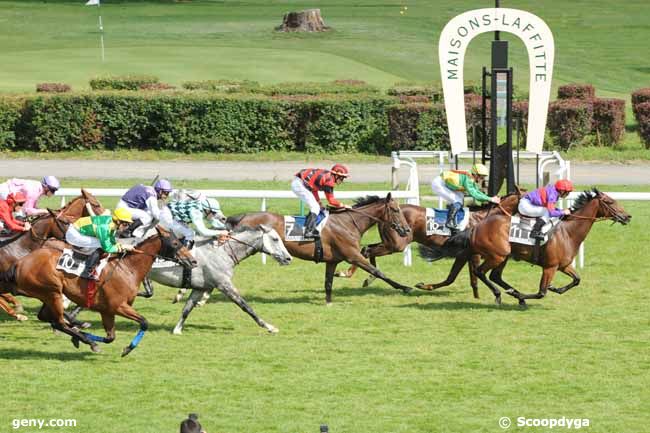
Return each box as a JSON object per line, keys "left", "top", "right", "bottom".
{"left": 7, "top": 192, "right": 27, "bottom": 204}
{"left": 330, "top": 164, "right": 349, "bottom": 178}
{"left": 555, "top": 179, "right": 574, "bottom": 192}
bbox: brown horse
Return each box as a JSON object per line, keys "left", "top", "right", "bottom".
{"left": 0, "top": 190, "right": 104, "bottom": 320}
{"left": 423, "top": 188, "right": 631, "bottom": 306}
{"left": 336, "top": 193, "right": 523, "bottom": 298}
{"left": 226, "top": 193, "right": 412, "bottom": 304}
{"left": 0, "top": 226, "right": 197, "bottom": 356}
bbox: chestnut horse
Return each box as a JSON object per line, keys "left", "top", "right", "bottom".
{"left": 0, "top": 227, "right": 197, "bottom": 356}
{"left": 226, "top": 193, "right": 411, "bottom": 304}
{"left": 422, "top": 189, "right": 631, "bottom": 306}
{"left": 337, "top": 193, "right": 523, "bottom": 298}
{"left": 0, "top": 190, "right": 104, "bottom": 320}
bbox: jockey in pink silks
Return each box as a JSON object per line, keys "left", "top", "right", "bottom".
{"left": 0, "top": 176, "right": 61, "bottom": 216}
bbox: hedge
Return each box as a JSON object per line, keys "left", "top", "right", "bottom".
{"left": 547, "top": 99, "right": 593, "bottom": 149}
{"left": 631, "top": 88, "right": 650, "bottom": 121}
{"left": 386, "top": 82, "right": 442, "bottom": 102}
{"left": 36, "top": 83, "right": 71, "bottom": 93}
{"left": 0, "top": 97, "right": 23, "bottom": 149}
{"left": 89, "top": 75, "right": 159, "bottom": 91}
{"left": 558, "top": 84, "right": 595, "bottom": 100}
{"left": 636, "top": 101, "right": 650, "bottom": 148}
{"left": 181, "top": 80, "right": 259, "bottom": 92}
{"left": 592, "top": 98, "right": 625, "bottom": 145}
{"left": 248, "top": 81, "right": 380, "bottom": 96}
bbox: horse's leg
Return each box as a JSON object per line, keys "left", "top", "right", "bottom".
{"left": 172, "top": 289, "right": 205, "bottom": 335}
{"left": 196, "top": 291, "right": 211, "bottom": 307}
{"left": 114, "top": 303, "right": 148, "bottom": 357}
{"left": 63, "top": 305, "right": 92, "bottom": 329}
{"left": 218, "top": 282, "right": 278, "bottom": 334}
{"left": 362, "top": 254, "right": 379, "bottom": 288}
{"left": 324, "top": 262, "right": 337, "bottom": 305}
{"left": 3, "top": 293, "right": 25, "bottom": 314}
{"left": 416, "top": 253, "right": 468, "bottom": 291}
{"left": 345, "top": 252, "right": 411, "bottom": 293}
{"left": 518, "top": 266, "right": 558, "bottom": 300}
{"left": 0, "top": 294, "right": 26, "bottom": 321}
{"left": 488, "top": 258, "right": 526, "bottom": 304}
{"left": 469, "top": 254, "right": 480, "bottom": 299}
{"left": 335, "top": 245, "right": 371, "bottom": 278}
{"left": 548, "top": 264, "right": 581, "bottom": 294}
{"left": 46, "top": 295, "right": 100, "bottom": 352}
{"left": 97, "top": 312, "right": 116, "bottom": 344}
{"left": 173, "top": 288, "right": 188, "bottom": 304}
{"left": 473, "top": 257, "right": 505, "bottom": 305}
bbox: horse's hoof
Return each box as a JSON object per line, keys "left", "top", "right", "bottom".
{"left": 325, "top": 302, "right": 333, "bottom": 307}
{"left": 121, "top": 345, "right": 134, "bottom": 357}
{"left": 137, "top": 291, "right": 153, "bottom": 299}
{"left": 334, "top": 272, "right": 347, "bottom": 278}
{"left": 172, "top": 328, "right": 183, "bottom": 335}
{"left": 79, "top": 321, "right": 92, "bottom": 330}
{"left": 362, "top": 279, "right": 371, "bottom": 288}
{"left": 71, "top": 337, "right": 80, "bottom": 349}
{"left": 518, "top": 299, "right": 527, "bottom": 308}
{"left": 15, "top": 314, "right": 28, "bottom": 322}
{"left": 494, "top": 296, "right": 502, "bottom": 306}
{"left": 266, "top": 325, "right": 279, "bottom": 334}
{"left": 90, "top": 344, "right": 101, "bottom": 353}
{"left": 401, "top": 286, "right": 413, "bottom": 294}
{"left": 415, "top": 283, "right": 432, "bottom": 291}
{"left": 172, "top": 295, "right": 182, "bottom": 304}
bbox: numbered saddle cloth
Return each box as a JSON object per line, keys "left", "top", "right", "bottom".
{"left": 425, "top": 207, "right": 470, "bottom": 236}
{"left": 509, "top": 216, "right": 560, "bottom": 245}
{"left": 284, "top": 210, "right": 329, "bottom": 241}
{"left": 56, "top": 248, "right": 109, "bottom": 281}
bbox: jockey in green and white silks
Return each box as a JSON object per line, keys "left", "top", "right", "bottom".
{"left": 160, "top": 197, "right": 227, "bottom": 245}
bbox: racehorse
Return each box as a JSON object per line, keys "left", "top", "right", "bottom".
{"left": 150, "top": 225, "right": 292, "bottom": 335}
{"left": 0, "top": 190, "right": 104, "bottom": 320}
{"left": 226, "top": 193, "right": 412, "bottom": 304}
{"left": 422, "top": 188, "right": 631, "bottom": 305}
{"left": 0, "top": 226, "right": 197, "bottom": 356}
{"left": 336, "top": 193, "right": 523, "bottom": 298}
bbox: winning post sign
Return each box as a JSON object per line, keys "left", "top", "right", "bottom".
{"left": 439, "top": 8, "right": 554, "bottom": 155}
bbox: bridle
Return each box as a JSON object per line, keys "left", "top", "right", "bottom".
{"left": 345, "top": 200, "right": 406, "bottom": 234}
{"left": 218, "top": 232, "right": 275, "bottom": 265}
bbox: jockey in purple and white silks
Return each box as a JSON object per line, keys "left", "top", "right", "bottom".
{"left": 0, "top": 176, "right": 60, "bottom": 216}
{"left": 116, "top": 179, "right": 172, "bottom": 236}
{"left": 518, "top": 179, "right": 573, "bottom": 239}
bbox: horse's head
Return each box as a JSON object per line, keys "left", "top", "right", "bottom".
{"left": 156, "top": 226, "right": 198, "bottom": 269}
{"left": 383, "top": 192, "right": 411, "bottom": 237}
{"left": 58, "top": 189, "right": 105, "bottom": 220}
{"left": 258, "top": 224, "right": 292, "bottom": 265}
{"left": 594, "top": 189, "right": 631, "bottom": 225}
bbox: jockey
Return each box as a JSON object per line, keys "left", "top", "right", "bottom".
{"left": 161, "top": 196, "right": 228, "bottom": 248}
{"left": 291, "top": 163, "right": 351, "bottom": 238}
{"left": 0, "top": 192, "right": 32, "bottom": 233}
{"left": 65, "top": 208, "right": 135, "bottom": 279}
{"left": 430, "top": 163, "right": 500, "bottom": 231}
{"left": 116, "top": 179, "right": 172, "bottom": 236}
{"left": 518, "top": 179, "right": 573, "bottom": 239}
{"left": 0, "top": 176, "right": 61, "bottom": 216}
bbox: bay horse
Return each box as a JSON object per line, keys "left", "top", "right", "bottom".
{"left": 0, "top": 226, "right": 197, "bottom": 356}
{"left": 150, "top": 225, "right": 292, "bottom": 335}
{"left": 0, "top": 190, "right": 104, "bottom": 320}
{"left": 422, "top": 188, "right": 631, "bottom": 306}
{"left": 336, "top": 193, "right": 523, "bottom": 298}
{"left": 226, "top": 193, "right": 412, "bottom": 304}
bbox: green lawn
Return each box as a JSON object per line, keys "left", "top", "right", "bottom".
{"left": 1, "top": 0, "right": 649, "bottom": 100}
{"left": 0, "top": 180, "right": 648, "bottom": 432}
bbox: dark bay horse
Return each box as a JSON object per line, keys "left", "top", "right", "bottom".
{"left": 423, "top": 188, "right": 631, "bottom": 306}
{"left": 0, "top": 227, "right": 197, "bottom": 356}
{"left": 0, "top": 190, "right": 104, "bottom": 320}
{"left": 336, "top": 193, "right": 523, "bottom": 298}
{"left": 226, "top": 193, "right": 412, "bottom": 304}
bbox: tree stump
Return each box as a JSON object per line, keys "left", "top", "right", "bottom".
{"left": 276, "top": 9, "right": 330, "bottom": 32}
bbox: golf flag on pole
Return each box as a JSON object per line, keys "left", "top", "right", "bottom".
{"left": 85, "top": 0, "right": 100, "bottom": 5}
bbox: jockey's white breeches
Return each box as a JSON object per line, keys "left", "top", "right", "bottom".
{"left": 66, "top": 225, "right": 101, "bottom": 249}
{"left": 291, "top": 177, "right": 320, "bottom": 215}
{"left": 431, "top": 176, "right": 464, "bottom": 206}
{"left": 518, "top": 198, "right": 550, "bottom": 218}
{"left": 159, "top": 207, "right": 195, "bottom": 241}
{"left": 117, "top": 199, "right": 153, "bottom": 230}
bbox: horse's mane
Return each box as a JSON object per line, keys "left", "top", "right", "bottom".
{"left": 232, "top": 224, "right": 255, "bottom": 234}
{"left": 226, "top": 214, "right": 246, "bottom": 230}
{"left": 353, "top": 195, "right": 382, "bottom": 208}
{"left": 571, "top": 188, "right": 601, "bottom": 212}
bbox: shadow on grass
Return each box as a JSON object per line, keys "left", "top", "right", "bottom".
{"left": 0, "top": 348, "right": 97, "bottom": 361}
{"left": 398, "top": 300, "right": 545, "bottom": 311}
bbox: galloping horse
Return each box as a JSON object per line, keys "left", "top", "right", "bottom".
{"left": 150, "top": 225, "right": 292, "bottom": 335}
{"left": 0, "top": 190, "right": 104, "bottom": 320}
{"left": 423, "top": 188, "right": 631, "bottom": 305}
{"left": 337, "top": 193, "right": 523, "bottom": 298}
{"left": 226, "top": 193, "right": 411, "bottom": 304}
{"left": 0, "top": 227, "right": 197, "bottom": 356}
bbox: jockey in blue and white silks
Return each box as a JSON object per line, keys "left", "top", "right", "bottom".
{"left": 160, "top": 197, "right": 227, "bottom": 246}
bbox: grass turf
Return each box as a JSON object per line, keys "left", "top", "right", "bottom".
{"left": 0, "top": 179, "right": 648, "bottom": 432}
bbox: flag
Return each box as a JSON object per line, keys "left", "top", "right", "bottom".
{"left": 85, "top": 0, "right": 100, "bottom": 5}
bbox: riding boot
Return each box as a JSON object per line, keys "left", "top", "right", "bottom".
{"left": 303, "top": 212, "right": 319, "bottom": 239}
{"left": 81, "top": 249, "right": 102, "bottom": 279}
{"left": 119, "top": 219, "right": 143, "bottom": 238}
{"left": 530, "top": 218, "right": 546, "bottom": 240}
{"left": 445, "top": 203, "right": 461, "bottom": 232}
{"left": 138, "top": 276, "right": 155, "bottom": 298}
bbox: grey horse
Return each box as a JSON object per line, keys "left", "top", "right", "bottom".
{"left": 149, "top": 224, "right": 292, "bottom": 335}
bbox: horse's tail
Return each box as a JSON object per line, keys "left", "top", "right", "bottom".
{"left": 0, "top": 264, "right": 17, "bottom": 294}
{"left": 226, "top": 214, "right": 246, "bottom": 230}
{"left": 418, "top": 230, "right": 471, "bottom": 262}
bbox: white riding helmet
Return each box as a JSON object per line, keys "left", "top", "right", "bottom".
{"left": 200, "top": 197, "right": 222, "bottom": 214}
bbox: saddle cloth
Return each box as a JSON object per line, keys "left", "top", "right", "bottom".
{"left": 425, "top": 207, "right": 470, "bottom": 236}
{"left": 56, "top": 248, "right": 109, "bottom": 281}
{"left": 284, "top": 210, "right": 329, "bottom": 241}
{"left": 509, "top": 216, "right": 559, "bottom": 246}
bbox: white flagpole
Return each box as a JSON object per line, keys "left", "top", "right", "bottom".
{"left": 98, "top": 0, "right": 105, "bottom": 62}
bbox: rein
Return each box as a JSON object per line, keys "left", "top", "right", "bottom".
{"left": 218, "top": 233, "right": 270, "bottom": 265}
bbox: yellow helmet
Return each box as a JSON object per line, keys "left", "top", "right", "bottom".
{"left": 112, "top": 208, "right": 133, "bottom": 223}
{"left": 471, "top": 163, "right": 489, "bottom": 177}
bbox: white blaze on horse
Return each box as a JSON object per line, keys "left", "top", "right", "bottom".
{"left": 148, "top": 224, "right": 292, "bottom": 335}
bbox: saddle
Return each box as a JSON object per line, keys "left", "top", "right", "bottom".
{"left": 56, "top": 248, "right": 108, "bottom": 281}
{"left": 508, "top": 215, "right": 559, "bottom": 246}
{"left": 425, "top": 207, "right": 469, "bottom": 236}
{"left": 284, "top": 210, "right": 329, "bottom": 242}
